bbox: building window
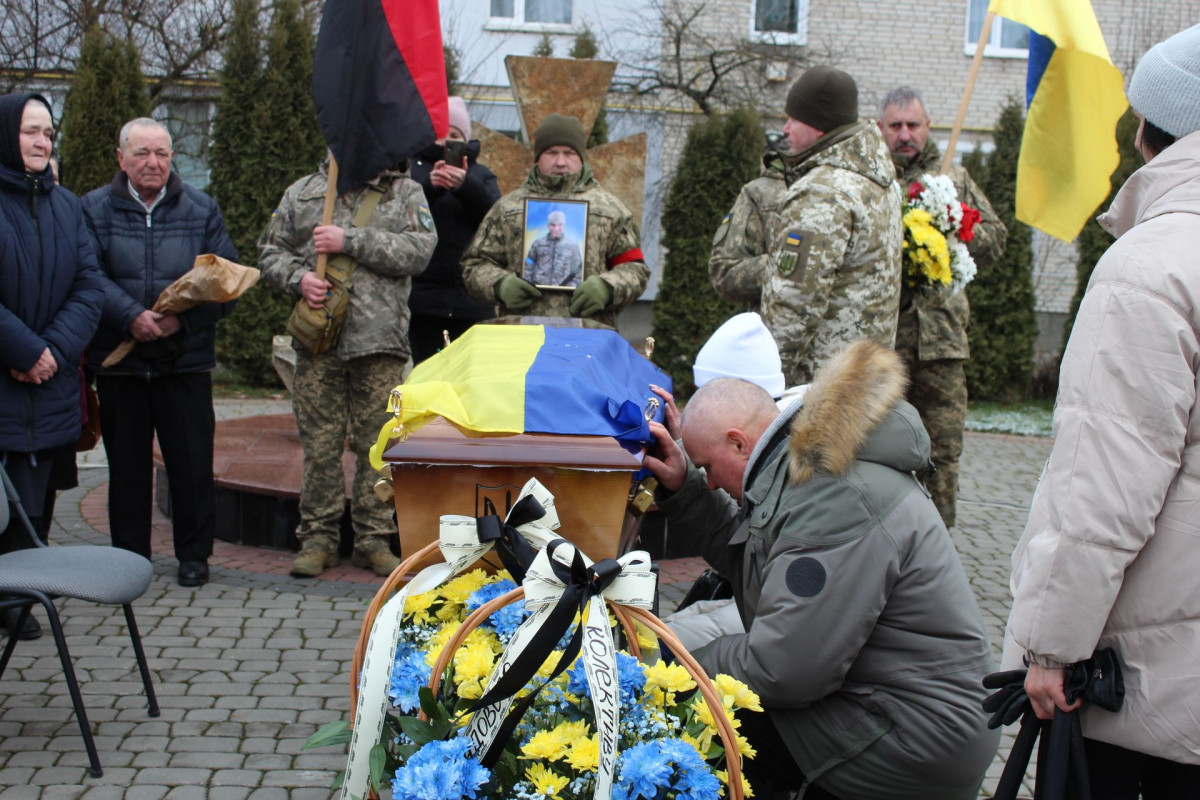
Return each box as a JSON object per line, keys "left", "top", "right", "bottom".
{"left": 490, "top": 0, "right": 572, "bottom": 25}
{"left": 965, "top": 0, "right": 1029, "bottom": 56}
{"left": 751, "top": 0, "right": 808, "bottom": 44}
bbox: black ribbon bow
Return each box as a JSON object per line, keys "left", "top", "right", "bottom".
{"left": 467, "top": 539, "right": 624, "bottom": 768}
{"left": 982, "top": 648, "right": 1125, "bottom": 800}
{"left": 475, "top": 494, "right": 543, "bottom": 583}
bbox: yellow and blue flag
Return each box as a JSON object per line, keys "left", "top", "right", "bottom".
{"left": 370, "top": 325, "right": 671, "bottom": 468}
{"left": 988, "top": 0, "right": 1128, "bottom": 241}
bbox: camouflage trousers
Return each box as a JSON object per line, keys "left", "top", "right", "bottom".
{"left": 293, "top": 350, "right": 408, "bottom": 550}
{"left": 897, "top": 351, "right": 967, "bottom": 529}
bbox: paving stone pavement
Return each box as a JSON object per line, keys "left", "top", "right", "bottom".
{"left": 0, "top": 398, "right": 1053, "bottom": 799}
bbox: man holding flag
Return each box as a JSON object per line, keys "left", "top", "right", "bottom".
{"left": 259, "top": 0, "right": 443, "bottom": 577}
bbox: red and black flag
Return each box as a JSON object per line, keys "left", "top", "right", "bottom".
{"left": 312, "top": 0, "right": 448, "bottom": 195}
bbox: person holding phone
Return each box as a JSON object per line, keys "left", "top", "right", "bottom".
{"left": 407, "top": 96, "right": 500, "bottom": 363}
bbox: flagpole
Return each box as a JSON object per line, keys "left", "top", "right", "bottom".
{"left": 316, "top": 156, "right": 340, "bottom": 279}
{"left": 942, "top": 11, "right": 996, "bottom": 175}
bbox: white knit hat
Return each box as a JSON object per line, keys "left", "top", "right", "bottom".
{"left": 1128, "top": 23, "right": 1200, "bottom": 139}
{"left": 693, "top": 312, "right": 786, "bottom": 397}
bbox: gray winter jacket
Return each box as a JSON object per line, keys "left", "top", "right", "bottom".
{"left": 658, "top": 340, "right": 997, "bottom": 799}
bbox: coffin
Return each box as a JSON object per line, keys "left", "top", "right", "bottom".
{"left": 384, "top": 417, "right": 642, "bottom": 572}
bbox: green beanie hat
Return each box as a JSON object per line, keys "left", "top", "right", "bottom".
{"left": 533, "top": 114, "right": 587, "bottom": 162}
{"left": 785, "top": 66, "right": 859, "bottom": 133}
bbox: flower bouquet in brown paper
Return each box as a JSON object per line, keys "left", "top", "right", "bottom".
{"left": 101, "top": 254, "right": 260, "bottom": 368}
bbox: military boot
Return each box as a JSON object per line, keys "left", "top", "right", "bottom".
{"left": 290, "top": 538, "right": 340, "bottom": 577}
{"left": 351, "top": 537, "right": 401, "bottom": 577}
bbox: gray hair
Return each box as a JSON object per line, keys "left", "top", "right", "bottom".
{"left": 547, "top": 210, "right": 566, "bottom": 224}
{"left": 118, "top": 117, "right": 172, "bottom": 150}
{"left": 682, "top": 377, "right": 779, "bottom": 434}
{"left": 879, "top": 87, "right": 928, "bottom": 118}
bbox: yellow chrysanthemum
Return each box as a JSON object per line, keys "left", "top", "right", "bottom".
{"left": 565, "top": 734, "right": 599, "bottom": 771}
{"left": 521, "top": 728, "right": 572, "bottom": 761}
{"left": 439, "top": 569, "right": 489, "bottom": 606}
{"left": 424, "top": 624, "right": 458, "bottom": 667}
{"left": 646, "top": 661, "right": 697, "bottom": 694}
{"left": 452, "top": 641, "right": 496, "bottom": 700}
{"left": 402, "top": 590, "right": 437, "bottom": 623}
{"left": 536, "top": 649, "right": 563, "bottom": 680}
{"left": 525, "top": 762, "right": 570, "bottom": 798}
{"left": 714, "top": 674, "right": 762, "bottom": 712}
{"left": 735, "top": 732, "right": 757, "bottom": 759}
{"left": 556, "top": 719, "right": 590, "bottom": 740}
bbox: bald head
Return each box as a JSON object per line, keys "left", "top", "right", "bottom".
{"left": 681, "top": 378, "right": 780, "bottom": 500}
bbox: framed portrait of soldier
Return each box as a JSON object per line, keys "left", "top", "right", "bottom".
{"left": 523, "top": 199, "right": 588, "bottom": 289}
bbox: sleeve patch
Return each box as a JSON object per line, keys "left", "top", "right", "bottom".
{"left": 776, "top": 227, "right": 814, "bottom": 280}
{"left": 786, "top": 557, "right": 826, "bottom": 598}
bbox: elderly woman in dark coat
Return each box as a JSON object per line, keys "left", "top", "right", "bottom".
{"left": 0, "top": 92, "right": 103, "bottom": 639}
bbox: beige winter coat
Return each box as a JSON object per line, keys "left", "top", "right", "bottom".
{"left": 1003, "top": 130, "right": 1200, "bottom": 764}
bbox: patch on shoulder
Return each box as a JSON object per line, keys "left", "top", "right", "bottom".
{"left": 712, "top": 212, "right": 732, "bottom": 246}
{"left": 776, "top": 228, "right": 813, "bottom": 280}
{"left": 417, "top": 202, "right": 434, "bottom": 231}
{"left": 786, "top": 557, "right": 826, "bottom": 598}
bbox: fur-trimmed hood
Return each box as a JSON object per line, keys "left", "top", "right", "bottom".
{"left": 787, "top": 339, "right": 930, "bottom": 483}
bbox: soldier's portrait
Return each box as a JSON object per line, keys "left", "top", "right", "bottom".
{"left": 522, "top": 199, "right": 587, "bottom": 288}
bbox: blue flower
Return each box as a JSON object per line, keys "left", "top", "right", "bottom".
{"left": 612, "top": 740, "right": 674, "bottom": 799}
{"left": 388, "top": 643, "right": 432, "bottom": 714}
{"left": 568, "top": 651, "right": 646, "bottom": 702}
{"left": 391, "top": 738, "right": 490, "bottom": 800}
{"left": 467, "top": 579, "right": 528, "bottom": 641}
{"left": 612, "top": 738, "right": 720, "bottom": 800}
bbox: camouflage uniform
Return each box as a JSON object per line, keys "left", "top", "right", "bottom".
{"left": 893, "top": 140, "right": 1007, "bottom": 528}
{"left": 524, "top": 232, "right": 583, "bottom": 287}
{"left": 259, "top": 162, "right": 437, "bottom": 568}
{"left": 762, "top": 122, "right": 904, "bottom": 385}
{"left": 708, "top": 152, "right": 787, "bottom": 313}
{"left": 462, "top": 165, "right": 649, "bottom": 328}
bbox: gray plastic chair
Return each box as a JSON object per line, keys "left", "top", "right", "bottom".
{"left": 0, "top": 460, "right": 159, "bottom": 777}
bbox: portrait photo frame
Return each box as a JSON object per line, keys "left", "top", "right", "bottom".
{"left": 522, "top": 198, "right": 589, "bottom": 290}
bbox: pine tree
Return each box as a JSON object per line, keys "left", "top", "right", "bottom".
{"left": 209, "top": 0, "right": 263, "bottom": 264}
{"left": 570, "top": 26, "right": 607, "bottom": 148}
{"left": 445, "top": 44, "right": 462, "bottom": 96}
{"left": 651, "top": 109, "right": 762, "bottom": 399}
{"left": 533, "top": 34, "right": 554, "bottom": 57}
{"left": 59, "top": 26, "right": 150, "bottom": 196}
{"left": 214, "top": 0, "right": 326, "bottom": 386}
{"left": 964, "top": 98, "right": 1037, "bottom": 400}
{"left": 1060, "top": 108, "right": 1141, "bottom": 355}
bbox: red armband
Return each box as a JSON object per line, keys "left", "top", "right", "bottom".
{"left": 607, "top": 248, "right": 644, "bottom": 268}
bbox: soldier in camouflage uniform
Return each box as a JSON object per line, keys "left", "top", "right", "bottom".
{"left": 708, "top": 149, "right": 787, "bottom": 313}
{"left": 462, "top": 114, "right": 648, "bottom": 327}
{"left": 259, "top": 160, "right": 437, "bottom": 576}
{"left": 762, "top": 66, "right": 904, "bottom": 386}
{"left": 879, "top": 86, "right": 1007, "bottom": 528}
{"left": 523, "top": 209, "right": 583, "bottom": 287}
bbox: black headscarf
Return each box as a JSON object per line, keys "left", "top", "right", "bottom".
{"left": 0, "top": 92, "right": 53, "bottom": 174}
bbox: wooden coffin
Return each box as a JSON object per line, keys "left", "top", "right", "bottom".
{"left": 384, "top": 417, "right": 643, "bottom": 572}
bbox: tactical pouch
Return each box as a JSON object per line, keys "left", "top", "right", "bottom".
{"left": 286, "top": 254, "right": 353, "bottom": 355}
{"left": 285, "top": 184, "right": 386, "bottom": 355}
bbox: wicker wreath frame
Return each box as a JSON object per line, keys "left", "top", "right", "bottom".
{"left": 350, "top": 539, "right": 745, "bottom": 800}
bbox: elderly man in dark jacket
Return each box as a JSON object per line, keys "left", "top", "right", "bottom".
{"left": 0, "top": 91, "right": 103, "bottom": 638}
{"left": 645, "top": 340, "right": 997, "bottom": 800}
{"left": 83, "top": 117, "right": 238, "bottom": 588}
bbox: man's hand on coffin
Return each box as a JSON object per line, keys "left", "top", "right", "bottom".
{"left": 649, "top": 383, "right": 682, "bottom": 440}
{"left": 643, "top": 421, "right": 687, "bottom": 493}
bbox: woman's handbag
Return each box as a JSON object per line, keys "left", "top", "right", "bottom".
{"left": 74, "top": 365, "right": 101, "bottom": 452}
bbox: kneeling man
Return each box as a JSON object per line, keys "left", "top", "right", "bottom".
{"left": 645, "top": 340, "right": 997, "bottom": 800}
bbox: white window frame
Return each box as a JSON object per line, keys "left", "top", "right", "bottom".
{"left": 486, "top": 0, "right": 577, "bottom": 33}
{"left": 964, "top": 0, "right": 1029, "bottom": 58}
{"left": 748, "top": 0, "right": 809, "bottom": 46}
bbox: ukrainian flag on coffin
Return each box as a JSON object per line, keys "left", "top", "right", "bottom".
{"left": 988, "top": 0, "right": 1127, "bottom": 242}
{"left": 369, "top": 325, "right": 671, "bottom": 470}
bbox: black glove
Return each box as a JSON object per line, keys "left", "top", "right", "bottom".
{"left": 982, "top": 668, "right": 1032, "bottom": 729}
{"left": 495, "top": 274, "right": 542, "bottom": 310}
